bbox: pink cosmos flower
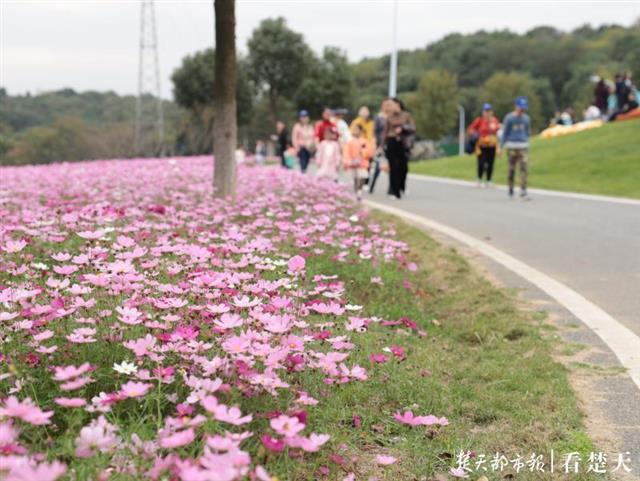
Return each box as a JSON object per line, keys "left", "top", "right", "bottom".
{"left": 369, "top": 353, "right": 388, "bottom": 364}
{"left": 393, "top": 410, "right": 449, "bottom": 427}
{"left": 270, "top": 414, "right": 305, "bottom": 437}
{"left": 53, "top": 362, "right": 93, "bottom": 381}
{"left": 287, "top": 255, "right": 305, "bottom": 274}
{"left": 159, "top": 427, "right": 195, "bottom": 448}
{"left": 120, "top": 381, "right": 153, "bottom": 398}
{"left": 3, "top": 239, "right": 28, "bottom": 253}
{"left": 376, "top": 454, "right": 397, "bottom": 465}
{"left": 260, "top": 434, "right": 285, "bottom": 453}
{"left": 0, "top": 396, "right": 53, "bottom": 425}
{"left": 75, "top": 415, "right": 120, "bottom": 458}
{"left": 2, "top": 458, "right": 67, "bottom": 481}
{"left": 55, "top": 397, "right": 87, "bottom": 408}
{"left": 123, "top": 334, "right": 157, "bottom": 357}
{"left": 60, "top": 376, "right": 93, "bottom": 391}
{"left": 212, "top": 404, "right": 253, "bottom": 426}
{"left": 450, "top": 467, "right": 470, "bottom": 478}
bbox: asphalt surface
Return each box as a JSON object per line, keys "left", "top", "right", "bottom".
{"left": 368, "top": 174, "right": 640, "bottom": 339}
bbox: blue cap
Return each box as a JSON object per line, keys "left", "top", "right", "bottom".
{"left": 515, "top": 96, "right": 528, "bottom": 109}
{"left": 482, "top": 103, "right": 492, "bottom": 111}
{"left": 298, "top": 110, "right": 309, "bottom": 118}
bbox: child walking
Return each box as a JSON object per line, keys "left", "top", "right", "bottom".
{"left": 342, "top": 124, "right": 374, "bottom": 200}
{"left": 315, "top": 127, "right": 342, "bottom": 181}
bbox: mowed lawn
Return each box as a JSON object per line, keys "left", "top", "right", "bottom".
{"left": 412, "top": 119, "right": 640, "bottom": 199}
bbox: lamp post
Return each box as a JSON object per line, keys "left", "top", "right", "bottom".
{"left": 388, "top": 0, "right": 398, "bottom": 98}
{"left": 457, "top": 104, "right": 465, "bottom": 156}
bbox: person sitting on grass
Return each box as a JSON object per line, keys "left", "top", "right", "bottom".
{"left": 501, "top": 96, "right": 531, "bottom": 199}
{"left": 342, "top": 124, "right": 374, "bottom": 201}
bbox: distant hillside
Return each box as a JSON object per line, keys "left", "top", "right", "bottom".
{"left": 0, "top": 88, "right": 183, "bottom": 165}
{"left": 351, "top": 23, "right": 640, "bottom": 124}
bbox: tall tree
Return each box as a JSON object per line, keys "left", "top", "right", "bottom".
{"left": 480, "top": 72, "right": 542, "bottom": 129}
{"left": 410, "top": 69, "right": 460, "bottom": 139}
{"left": 213, "top": 0, "right": 237, "bottom": 198}
{"left": 295, "top": 47, "right": 354, "bottom": 117}
{"left": 247, "top": 17, "right": 312, "bottom": 123}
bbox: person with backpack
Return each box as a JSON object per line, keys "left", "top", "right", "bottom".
{"left": 501, "top": 96, "right": 531, "bottom": 199}
{"left": 384, "top": 98, "right": 415, "bottom": 199}
{"left": 468, "top": 103, "right": 501, "bottom": 188}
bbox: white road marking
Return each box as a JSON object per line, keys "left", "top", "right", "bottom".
{"left": 408, "top": 174, "right": 640, "bottom": 206}
{"left": 366, "top": 199, "right": 640, "bottom": 390}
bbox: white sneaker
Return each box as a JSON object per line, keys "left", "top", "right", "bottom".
{"left": 476, "top": 179, "right": 482, "bottom": 188}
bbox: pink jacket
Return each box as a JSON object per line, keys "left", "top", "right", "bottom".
{"left": 292, "top": 123, "right": 315, "bottom": 150}
{"left": 315, "top": 140, "right": 341, "bottom": 179}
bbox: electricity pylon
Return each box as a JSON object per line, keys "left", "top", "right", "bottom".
{"left": 134, "top": 0, "right": 165, "bottom": 156}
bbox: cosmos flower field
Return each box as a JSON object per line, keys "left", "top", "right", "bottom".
{"left": 0, "top": 158, "right": 449, "bottom": 481}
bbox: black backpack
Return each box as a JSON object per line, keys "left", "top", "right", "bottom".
{"left": 465, "top": 133, "right": 478, "bottom": 154}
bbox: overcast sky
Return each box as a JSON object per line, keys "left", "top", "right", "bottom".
{"left": 1, "top": 1, "right": 638, "bottom": 99}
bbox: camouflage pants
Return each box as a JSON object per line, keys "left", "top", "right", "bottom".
{"left": 508, "top": 149, "right": 528, "bottom": 190}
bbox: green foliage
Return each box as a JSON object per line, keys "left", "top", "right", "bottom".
{"left": 171, "top": 48, "right": 253, "bottom": 126}
{"left": 247, "top": 17, "right": 313, "bottom": 120}
{"left": 480, "top": 72, "right": 543, "bottom": 128}
{"left": 170, "top": 48, "right": 254, "bottom": 154}
{"left": 294, "top": 47, "right": 354, "bottom": 117}
{"left": 410, "top": 70, "right": 460, "bottom": 139}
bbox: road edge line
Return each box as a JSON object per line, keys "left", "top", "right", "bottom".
{"left": 366, "top": 199, "right": 640, "bottom": 390}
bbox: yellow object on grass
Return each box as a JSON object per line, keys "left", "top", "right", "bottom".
{"left": 539, "top": 119, "right": 604, "bottom": 139}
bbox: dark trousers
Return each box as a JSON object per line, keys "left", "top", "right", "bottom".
{"left": 477, "top": 146, "right": 496, "bottom": 181}
{"left": 369, "top": 159, "right": 381, "bottom": 193}
{"left": 386, "top": 138, "right": 407, "bottom": 198}
{"left": 298, "top": 147, "right": 311, "bottom": 173}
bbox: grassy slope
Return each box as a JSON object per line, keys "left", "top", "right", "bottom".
{"left": 411, "top": 120, "right": 640, "bottom": 199}
{"left": 283, "top": 213, "right": 603, "bottom": 480}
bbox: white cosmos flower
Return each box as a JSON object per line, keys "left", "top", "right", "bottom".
{"left": 113, "top": 360, "right": 138, "bottom": 375}
{"left": 349, "top": 215, "right": 359, "bottom": 222}
{"left": 345, "top": 304, "right": 363, "bottom": 311}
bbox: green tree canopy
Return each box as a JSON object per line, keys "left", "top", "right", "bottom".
{"left": 480, "top": 72, "right": 543, "bottom": 129}
{"left": 246, "top": 17, "right": 313, "bottom": 122}
{"left": 410, "top": 69, "right": 460, "bottom": 139}
{"left": 294, "top": 47, "right": 353, "bottom": 117}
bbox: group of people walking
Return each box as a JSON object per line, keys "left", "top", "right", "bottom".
{"left": 272, "top": 95, "right": 532, "bottom": 201}
{"left": 467, "top": 96, "right": 531, "bottom": 198}
{"left": 273, "top": 98, "right": 415, "bottom": 200}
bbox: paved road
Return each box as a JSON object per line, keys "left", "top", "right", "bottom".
{"left": 368, "top": 174, "right": 640, "bottom": 338}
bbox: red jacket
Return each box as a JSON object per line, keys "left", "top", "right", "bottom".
{"left": 468, "top": 116, "right": 500, "bottom": 138}
{"left": 314, "top": 120, "right": 336, "bottom": 141}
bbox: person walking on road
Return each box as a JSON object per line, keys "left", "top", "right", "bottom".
{"left": 468, "top": 103, "right": 501, "bottom": 188}
{"left": 333, "top": 109, "right": 352, "bottom": 147}
{"left": 384, "top": 98, "right": 415, "bottom": 199}
{"left": 272, "top": 121, "right": 290, "bottom": 169}
{"left": 315, "top": 127, "right": 341, "bottom": 182}
{"left": 315, "top": 107, "right": 336, "bottom": 143}
{"left": 501, "top": 96, "right": 531, "bottom": 199}
{"left": 369, "top": 99, "right": 392, "bottom": 194}
{"left": 350, "top": 106, "right": 375, "bottom": 145}
{"left": 292, "top": 110, "right": 315, "bottom": 173}
{"left": 343, "top": 124, "right": 374, "bottom": 201}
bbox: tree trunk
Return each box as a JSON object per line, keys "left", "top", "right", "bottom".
{"left": 213, "top": 0, "right": 237, "bottom": 198}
